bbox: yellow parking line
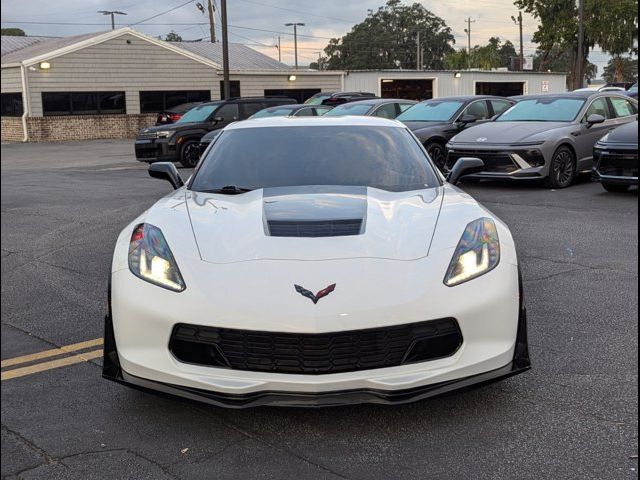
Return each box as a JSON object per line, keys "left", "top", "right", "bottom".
{"left": 0, "top": 338, "right": 103, "bottom": 369}
{"left": 1, "top": 349, "right": 103, "bottom": 381}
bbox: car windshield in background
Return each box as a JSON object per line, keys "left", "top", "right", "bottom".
{"left": 496, "top": 98, "right": 585, "bottom": 122}
{"left": 324, "top": 104, "right": 374, "bottom": 116}
{"left": 251, "top": 107, "right": 296, "bottom": 118}
{"left": 304, "top": 95, "right": 331, "bottom": 105}
{"left": 177, "top": 103, "right": 220, "bottom": 123}
{"left": 396, "top": 101, "right": 464, "bottom": 122}
{"left": 191, "top": 126, "right": 439, "bottom": 192}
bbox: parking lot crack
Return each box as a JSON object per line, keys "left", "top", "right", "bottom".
{"left": 1, "top": 424, "right": 55, "bottom": 465}
{"left": 521, "top": 254, "right": 637, "bottom": 277}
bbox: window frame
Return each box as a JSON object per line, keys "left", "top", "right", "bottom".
{"left": 139, "top": 90, "right": 211, "bottom": 114}
{"left": 1, "top": 92, "right": 24, "bottom": 117}
{"left": 42, "top": 91, "right": 126, "bottom": 116}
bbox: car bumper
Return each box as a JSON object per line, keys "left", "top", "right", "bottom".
{"left": 134, "top": 139, "right": 177, "bottom": 163}
{"left": 447, "top": 145, "right": 548, "bottom": 180}
{"left": 592, "top": 147, "right": 638, "bottom": 185}
{"left": 103, "top": 254, "right": 530, "bottom": 408}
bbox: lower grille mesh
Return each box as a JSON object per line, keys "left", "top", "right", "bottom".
{"left": 169, "top": 318, "right": 462, "bottom": 375}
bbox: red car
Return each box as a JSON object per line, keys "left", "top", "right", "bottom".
{"left": 155, "top": 102, "right": 204, "bottom": 125}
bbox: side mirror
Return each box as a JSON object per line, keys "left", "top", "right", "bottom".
{"left": 212, "top": 116, "right": 224, "bottom": 123}
{"left": 586, "top": 114, "right": 605, "bottom": 127}
{"left": 447, "top": 157, "right": 485, "bottom": 185}
{"left": 459, "top": 114, "right": 478, "bottom": 125}
{"left": 149, "top": 162, "right": 184, "bottom": 190}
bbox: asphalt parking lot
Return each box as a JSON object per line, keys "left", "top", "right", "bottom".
{"left": 1, "top": 139, "right": 638, "bottom": 480}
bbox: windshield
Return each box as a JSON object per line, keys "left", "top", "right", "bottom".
{"left": 190, "top": 126, "right": 439, "bottom": 192}
{"left": 177, "top": 103, "right": 220, "bottom": 123}
{"left": 251, "top": 107, "right": 296, "bottom": 119}
{"left": 304, "top": 94, "right": 331, "bottom": 105}
{"left": 396, "top": 101, "right": 464, "bottom": 122}
{"left": 324, "top": 103, "right": 374, "bottom": 116}
{"left": 497, "top": 98, "right": 585, "bottom": 122}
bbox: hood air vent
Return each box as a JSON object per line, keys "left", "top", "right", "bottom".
{"left": 268, "top": 219, "right": 363, "bottom": 238}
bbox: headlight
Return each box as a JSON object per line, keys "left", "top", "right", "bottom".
{"left": 128, "top": 224, "right": 186, "bottom": 292}
{"left": 444, "top": 218, "right": 500, "bottom": 287}
{"left": 156, "top": 131, "right": 174, "bottom": 139}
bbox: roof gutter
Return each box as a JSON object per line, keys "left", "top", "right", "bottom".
{"left": 19, "top": 63, "right": 30, "bottom": 142}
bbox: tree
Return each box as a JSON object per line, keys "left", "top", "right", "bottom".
{"left": 163, "top": 31, "right": 183, "bottom": 42}
{"left": 603, "top": 57, "right": 638, "bottom": 83}
{"left": 444, "top": 37, "right": 517, "bottom": 70}
{"left": 515, "top": 0, "right": 638, "bottom": 87}
{"left": 532, "top": 45, "right": 597, "bottom": 86}
{"left": 318, "top": 0, "right": 455, "bottom": 70}
{"left": 1, "top": 28, "right": 26, "bottom": 36}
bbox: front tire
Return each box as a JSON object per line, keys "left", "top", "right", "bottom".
{"left": 179, "top": 140, "right": 201, "bottom": 168}
{"left": 602, "top": 183, "right": 630, "bottom": 193}
{"left": 425, "top": 141, "right": 447, "bottom": 172}
{"left": 544, "top": 146, "right": 576, "bottom": 189}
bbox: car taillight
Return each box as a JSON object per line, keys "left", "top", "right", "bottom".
{"left": 169, "top": 114, "right": 182, "bottom": 122}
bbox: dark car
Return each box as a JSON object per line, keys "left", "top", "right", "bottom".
{"left": 250, "top": 104, "right": 333, "bottom": 119}
{"left": 155, "top": 102, "right": 203, "bottom": 125}
{"left": 592, "top": 120, "right": 638, "bottom": 192}
{"left": 395, "top": 96, "right": 516, "bottom": 170}
{"left": 626, "top": 83, "right": 638, "bottom": 99}
{"left": 304, "top": 91, "right": 377, "bottom": 106}
{"left": 135, "top": 97, "right": 295, "bottom": 167}
{"left": 323, "top": 98, "right": 417, "bottom": 119}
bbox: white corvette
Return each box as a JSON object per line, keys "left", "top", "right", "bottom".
{"left": 104, "top": 116, "right": 530, "bottom": 407}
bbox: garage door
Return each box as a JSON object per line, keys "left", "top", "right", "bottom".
{"left": 381, "top": 79, "right": 433, "bottom": 101}
{"left": 475, "top": 82, "right": 525, "bottom": 97}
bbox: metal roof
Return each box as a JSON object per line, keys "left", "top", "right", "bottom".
{"left": 172, "top": 41, "right": 289, "bottom": 71}
{"left": 1, "top": 31, "right": 109, "bottom": 64}
{"left": 1, "top": 35, "right": 54, "bottom": 56}
{"left": 1, "top": 30, "right": 290, "bottom": 72}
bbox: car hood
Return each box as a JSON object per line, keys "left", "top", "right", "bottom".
{"left": 450, "top": 121, "right": 570, "bottom": 144}
{"left": 139, "top": 122, "right": 203, "bottom": 134}
{"left": 402, "top": 121, "right": 449, "bottom": 132}
{"left": 185, "top": 186, "right": 443, "bottom": 263}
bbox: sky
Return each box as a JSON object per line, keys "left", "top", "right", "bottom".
{"left": 1, "top": 0, "right": 616, "bottom": 78}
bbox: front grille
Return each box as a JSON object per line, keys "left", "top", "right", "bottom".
{"left": 595, "top": 149, "right": 638, "bottom": 177}
{"left": 268, "top": 219, "right": 363, "bottom": 238}
{"left": 169, "top": 318, "right": 462, "bottom": 375}
{"left": 447, "top": 150, "right": 518, "bottom": 173}
{"left": 138, "top": 132, "right": 157, "bottom": 140}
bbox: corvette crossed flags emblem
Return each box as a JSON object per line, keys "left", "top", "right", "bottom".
{"left": 294, "top": 284, "right": 337, "bottom": 304}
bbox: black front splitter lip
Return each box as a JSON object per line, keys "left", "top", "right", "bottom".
{"left": 104, "top": 361, "right": 530, "bottom": 409}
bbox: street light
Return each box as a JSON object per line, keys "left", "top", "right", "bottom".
{"left": 98, "top": 10, "right": 127, "bottom": 30}
{"left": 284, "top": 22, "right": 305, "bottom": 70}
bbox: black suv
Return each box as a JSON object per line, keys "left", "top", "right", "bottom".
{"left": 135, "top": 97, "right": 294, "bottom": 167}
{"left": 304, "top": 91, "right": 377, "bottom": 107}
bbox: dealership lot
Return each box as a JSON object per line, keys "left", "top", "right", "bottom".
{"left": 1, "top": 140, "right": 637, "bottom": 479}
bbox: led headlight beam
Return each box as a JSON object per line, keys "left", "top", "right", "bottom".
{"left": 444, "top": 218, "right": 500, "bottom": 287}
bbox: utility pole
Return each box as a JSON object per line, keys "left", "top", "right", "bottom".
{"left": 416, "top": 31, "right": 421, "bottom": 70}
{"left": 207, "top": 0, "right": 216, "bottom": 43}
{"left": 576, "top": 0, "right": 585, "bottom": 89}
{"left": 464, "top": 17, "right": 475, "bottom": 70}
{"left": 220, "top": 0, "right": 230, "bottom": 99}
{"left": 98, "top": 11, "right": 127, "bottom": 30}
{"left": 285, "top": 23, "right": 305, "bottom": 70}
{"left": 277, "top": 36, "right": 282, "bottom": 63}
{"left": 512, "top": 11, "right": 524, "bottom": 70}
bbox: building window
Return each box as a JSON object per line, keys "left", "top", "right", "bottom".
{"left": 220, "top": 81, "right": 241, "bottom": 100}
{"left": 1, "top": 93, "right": 23, "bottom": 117}
{"left": 42, "top": 92, "right": 126, "bottom": 116}
{"left": 139, "top": 90, "right": 211, "bottom": 113}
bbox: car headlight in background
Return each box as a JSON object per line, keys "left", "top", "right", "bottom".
{"left": 128, "top": 224, "right": 186, "bottom": 292}
{"left": 444, "top": 218, "right": 500, "bottom": 287}
{"left": 156, "top": 131, "right": 175, "bottom": 139}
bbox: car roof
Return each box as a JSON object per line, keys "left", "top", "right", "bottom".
{"left": 226, "top": 116, "right": 403, "bottom": 130}
{"left": 333, "top": 98, "right": 417, "bottom": 107}
{"left": 419, "top": 95, "right": 511, "bottom": 103}
{"left": 518, "top": 91, "right": 628, "bottom": 100}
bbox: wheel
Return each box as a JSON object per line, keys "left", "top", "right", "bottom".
{"left": 601, "top": 183, "right": 630, "bottom": 193}
{"left": 179, "top": 140, "right": 201, "bottom": 168}
{"left": 425, "top": 141, "right": 447, "bottom": 172}
{"left": 544, "top": 146, "right": 576, "bottom": 189}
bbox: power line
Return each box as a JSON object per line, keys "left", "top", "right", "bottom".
{"left": 129, "top": 0, "right": 196, "bottom": 26}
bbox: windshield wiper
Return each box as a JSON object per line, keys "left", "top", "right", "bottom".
{"left": 203, "top": 186, "right": 255, "bottom": 195}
